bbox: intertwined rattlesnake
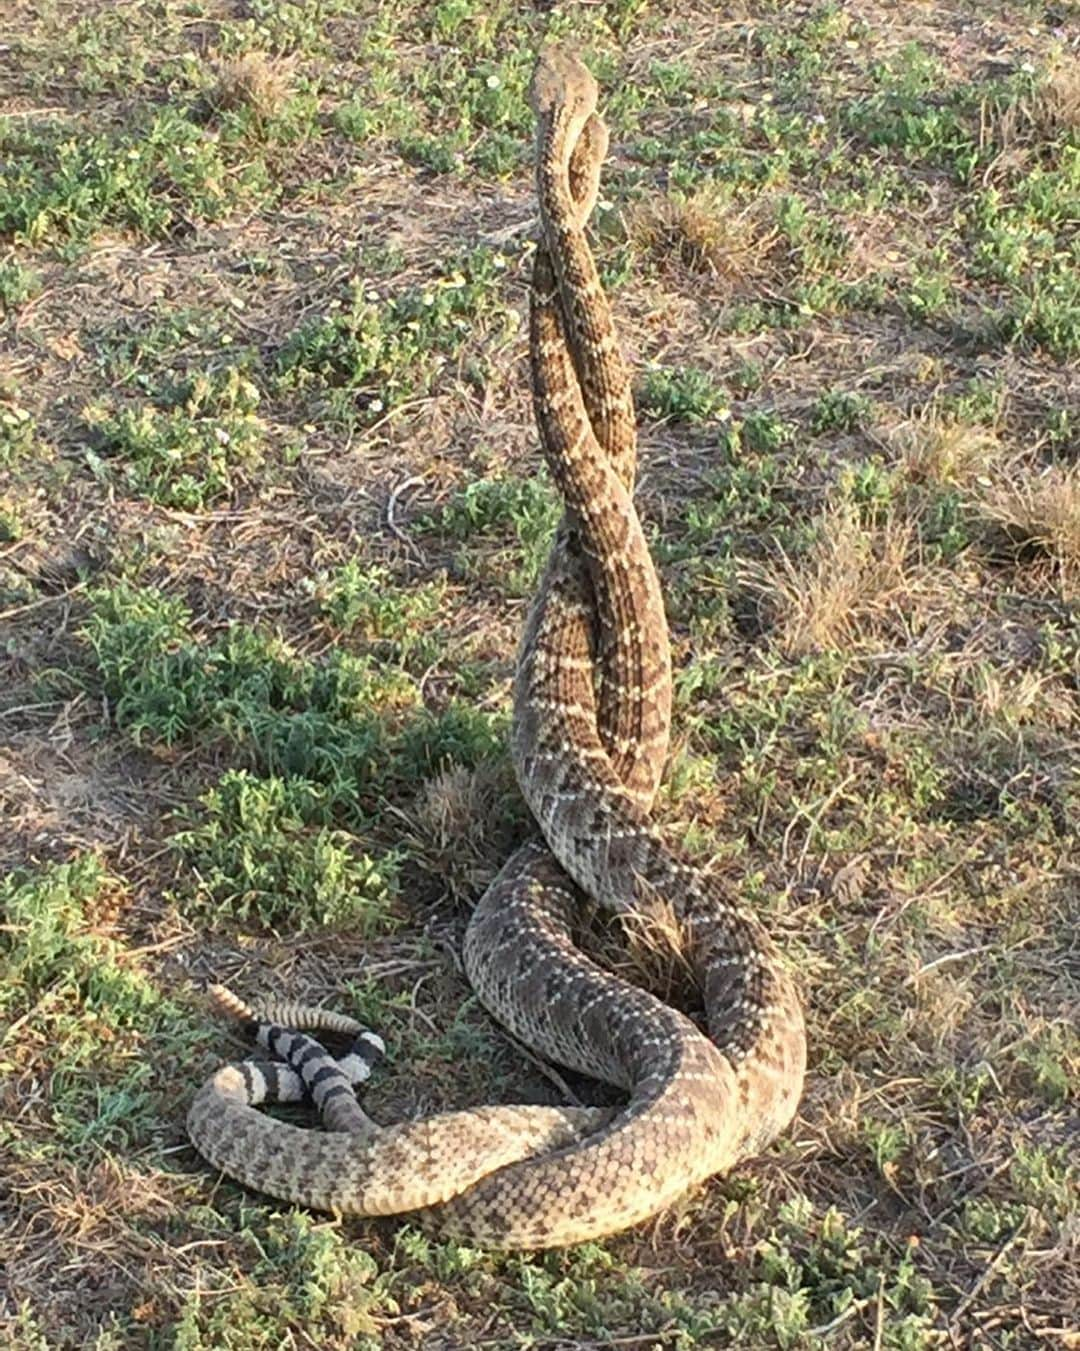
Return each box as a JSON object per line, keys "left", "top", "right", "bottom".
{"left": 187, "top": 49, "right": 806, "bottom": 1250}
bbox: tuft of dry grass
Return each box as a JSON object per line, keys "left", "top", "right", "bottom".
{"left": 614, "top": 891, "right": 698, "bottom": 1008}
{"left": 976, "top": 463, "right": 1080, "bottom": 598}
{"left": 401, "top": 763, "right": 517, "bottom": 903}
{"left": 986, "top": 58, "right": 1080, "bottom": 164}
{"left": 628, "top": 184, "right": 777, "bottom": 292}
{"left": 745, "top": 500, "right": 921, "bottom": 657}
{"left": 1030, "top": 59, "right": 1080, "bottom": 141}
{"left": 202, "top": 51, "right": 295, "bottom": 125}
{"left": 891, "top": 408, "right": 1002, "bottom": 488}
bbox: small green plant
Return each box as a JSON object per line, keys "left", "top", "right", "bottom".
{"left": 677, "top": 457, "right": 785, "bottom": 555}
{"left": 314, "top": 559, "right": 446, "bottom": 647}
{"left": 274, "top": 251, "right": 513, "bottom": 424}
{"left": 862, "top": 1118, "right": 908, "bottom": 1176}
{"left": 169, "top": 1210, "right": 399, "bottom": 1345}
{"left": 83, "top": 366, "right": 263, "bottom": 509}
{"left": 843, "top": 58, "right": 981, "bottom": 180}
{"left": 83, "top": 584, "right": 410, "bottom": 797}
{"left": 742, "top": 409, "right": 795, "bottom": 453}
{"left": 840, "top": 456, "right": 895, "bottom": 521}
{"left": 0, "top": 497, "right": 24, "bottom": 542}
{"left": 639, "top": 365, "right": 731, "bottom": 423}
{"left": 809, "top": 387, "right": 874, "bottom": 435}
{"left": 0, "top": 110, "right": 271, "bottom": 246}
{"left": 1045, "top": 407, "right": 1073, "bottom": 452}
{"left": 1000, "top": 262, "right": 1080, "bottom": 360}
{"left": 172, "top": 769, "right": 401, "bottom": 931}
{"left": 1, "top": 856, "right": 192, "bottom": 1156}
{"left": 716, "top": 1197, "right": 936, "bottom": 1345}
{"left": 1, "top": 855, "right": 115, "bottom": 1018}
{"left": 905, "top": 252, "right": 954, "bottom": 319}
{"left": 423, "top": 473, "right": 561, "bottom": 593}
{"left": 81, "top": 583, "right": 499, "bottom": 817}
{"left": 940, "top": 376, "right": 1005, "bottom": 427}
{"left": 91, "top": 305, "right": 249, "bottom": 391}
{"left": 0, "top": 258, "right": 41, "bottom": 309}
{"left": 730, "top": 357, "right": 764, "bottom": 393}
{"left": 775, "top": 192, "right": 850, "bottom": 278}
{"left": 0, "top": 395, "right": 36, "bottom": 466}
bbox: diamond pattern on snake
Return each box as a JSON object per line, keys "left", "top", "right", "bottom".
{"left": 186, "top": 47, "right": 807, "bottom": 1250}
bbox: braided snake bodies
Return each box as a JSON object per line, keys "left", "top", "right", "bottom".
{"left": 186, "top": 50, "right": 806, "bottom": 1249}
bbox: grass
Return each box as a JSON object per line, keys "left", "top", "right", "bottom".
{"left": 2, "top": 1, "right": 1077, "bottom": 1347}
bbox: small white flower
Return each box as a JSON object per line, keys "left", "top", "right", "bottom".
{"left": 369, "top": 398, "right": 384, "bottom": 413}
{"left": 486, "top": 74, "right": 501, "bottom": 90}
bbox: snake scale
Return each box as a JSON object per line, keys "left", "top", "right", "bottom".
{"left": 187, "top": 49, "right": 806, "bottom": 1250}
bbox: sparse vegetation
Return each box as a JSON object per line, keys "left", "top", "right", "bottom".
{"left": 2, "top": 2, "right": 1076, "bottom": 1346}
{"left": 0, "top": 392, "right": 37, "bottom": 467}
{"left": 639, "top": 365, "right": 732, "bottom": 424}
{"left": 82, "top": 366, "right": 264, "bottom": 509}
{"left": 172, "top": 769, "right": 401, "bottom": 932}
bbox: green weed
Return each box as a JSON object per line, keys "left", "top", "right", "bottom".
{"left": 639, "top": 366, "right": 731, "bottom": 424}
{"left": 0, "top": 258, "right": 41, "bottom": 310}
{"left": 843, "top": 63, "right": 979, "bottom": 180}
{"left": 0, "top": 856, "right": 193, "bottom": 1158}
{"left": 313, "top": 560, "right": 446, "bottom": 651}
{"left": 0, "top": 395, "right": 36, "bottom": 467}
{"left": 673, "top": 456, "right": 787, "bottom": 558}
{"left": 274, "top": 250, "right": 514, "bottom": 425}
{"left": 172, "top": 770, "right": 401, "bottom": 932}
{"left": 168, "top": 1210, "right": 398, "bottom": 1348}
{"left": 423, "top": 472, "right": 561, "bottom": 594}
{"left": 91, "top": 306, "right": 252, "bottom": 393}
{"left": 742, "top": 409, "right": 796, "bottom": 454}
{"left": 809, "top": 388, "right": 875, "bottom": 435}
{"left": 0, "top": 112, "right": 272, "bottom": 248}
{"left": 82, "top": 585, "right": 405, "bottom": 788}
{"left": 82, "top": 366, "right": 264, "bottom": 509}
{"left": 81, "top": 582, "right": 501, "bottom": 814}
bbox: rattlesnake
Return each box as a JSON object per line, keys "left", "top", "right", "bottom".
{"left": 187, "top": 49, "right": 806, "bottom": 1250}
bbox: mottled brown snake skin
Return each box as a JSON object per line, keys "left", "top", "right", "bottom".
{"left": 186, "top": 49, "right": 806, "bottom": 1250}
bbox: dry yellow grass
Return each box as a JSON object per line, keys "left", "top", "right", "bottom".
{"left": 203, "top": 52, "right": 295, "bottom": 126}
{"left": 628, "top": 184, "right": 777, "bottom": 292}
{"left": 1031, "top": 57, "right": 1080, "bottom": 141}
{"left": 976, "top": 462, "right": 1080, "bottom": 599}
{"left": 744, "top": 499, "right": 921, "bottom": 656}
{"left": 891, "top": 408, "right": 1002, "bottom": 488}
{"left": 400, "top": 763, "right": 515, "bottom": 903}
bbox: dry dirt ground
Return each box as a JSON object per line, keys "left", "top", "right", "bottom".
{"left": 1, "top": 1, "right": 1077, "bottom": 1347}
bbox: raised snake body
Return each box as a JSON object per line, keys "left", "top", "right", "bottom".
{"left": 186, "top": 49, "right": 806, "bottom": 1250}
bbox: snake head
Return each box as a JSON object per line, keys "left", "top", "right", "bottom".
{"left": 530, "top": 46, "right": 598, "bottom": 124}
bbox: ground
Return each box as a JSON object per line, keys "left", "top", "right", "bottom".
{"left": 1, "top": 1, "right": 1077, "bottom": 1347}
